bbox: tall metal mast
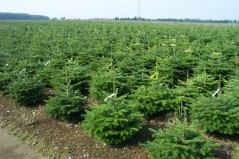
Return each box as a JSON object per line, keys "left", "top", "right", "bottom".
{"left": 138, "top": 0, "right": 141, "bottom": 19}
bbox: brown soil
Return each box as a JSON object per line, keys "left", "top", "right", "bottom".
{"left": 0, "top": 94, "right": 237, "bottom": 159}
{"left": 0, "top": 94, "right": 158, "bottom": 159}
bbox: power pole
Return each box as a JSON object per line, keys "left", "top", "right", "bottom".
{"left": 138, "top": 0, "right": 141, "bottom": 20}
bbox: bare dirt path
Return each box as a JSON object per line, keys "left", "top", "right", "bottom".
{"left": 0, "top": 127, "right": 48, "bottom": 159}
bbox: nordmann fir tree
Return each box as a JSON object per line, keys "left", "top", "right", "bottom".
{"left": 89, "top": 54, "right": 133, "bottom": 103}
{"left": 131, "top": 80, "right": 182, "bottom": 117}
{"left": 176, "top": 71, "right": 218, "bottom": 105}
{"left": 82, "top": 96, "right": 145, "bottom": 145}
{"left": 0, "top": 70, "right": 17, "bottom": 94}
{"left": 50, "top": 59, "right": 90, "bottom": 94}
{"left": 45, "top": 80, "right": 87, "bottom": 122}
{"left": 6, "top": 72, "right": 46, "bottom": 106}
{"left": 141, "top": 119, "right": 219, "bottom": 159}
{"left": 189, "top": 73, "right": 239, "bottom": 134}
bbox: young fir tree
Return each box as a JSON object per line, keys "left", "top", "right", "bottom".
{"left": 50, "top": 65, "right": 90, "bottom": 94}
{"left": 0, "top": 71, "right": 16, "bottom": 94}
{"left": 45, "top": 81, "right": 87, "bottom": 122}
{"left": 6, "top": 76, "right": 46, "bottom": 106}
{"left": 89, "top": 70, "right": 131, "bottom": 102}
{"left": 189, "top": 74, "right": 239, "bottom": 134}
{"left": 82, "top": 97, "right": 145, "bottom": 145}
{"left": 131, "top": 81, "right": 182, "bottom": 117}
{"left": 176, "top": 71, "right": 218, "bottom": 105}
{"left": 193, "top": 53, "right": 234, "bottom": 80}
{"left": 141, "top": 119, "right": 218, "bottom": 159}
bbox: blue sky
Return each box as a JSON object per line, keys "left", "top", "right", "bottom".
{"left": 1, "top": 0, "right": 238, "bottom": 20}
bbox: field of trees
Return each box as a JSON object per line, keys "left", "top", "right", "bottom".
{"left": 0, "top": 20, "right": 239, "bottom": 158}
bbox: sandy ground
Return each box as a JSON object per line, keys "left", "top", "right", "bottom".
{"left": 0, "top": 127, "right": 48, "bottom": 159}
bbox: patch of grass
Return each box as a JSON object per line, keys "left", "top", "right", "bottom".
{"left": 46, "top": 148, "right": 54, "bottom": 156}
{"left": 17, "top": 132, "right": 29, "bottom": 141}
{"left": 0, "top": 120, "right": 8, "bottom": 128}
{"left": 59, "top": 150, "right": 71, "bottom": 159}
{"left": 36, "top": 141, "right": 45, "bottom": 151}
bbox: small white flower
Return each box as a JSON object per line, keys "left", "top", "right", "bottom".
{"left": 170, "top": 44, "right": 176, "bottom": 47}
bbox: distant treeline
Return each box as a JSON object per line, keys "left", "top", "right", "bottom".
{"left": 0, "top": 12, "right": 50, "bottom": 20}
{"left": 114, "top": 16, "right": 239, "bottom": 23}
